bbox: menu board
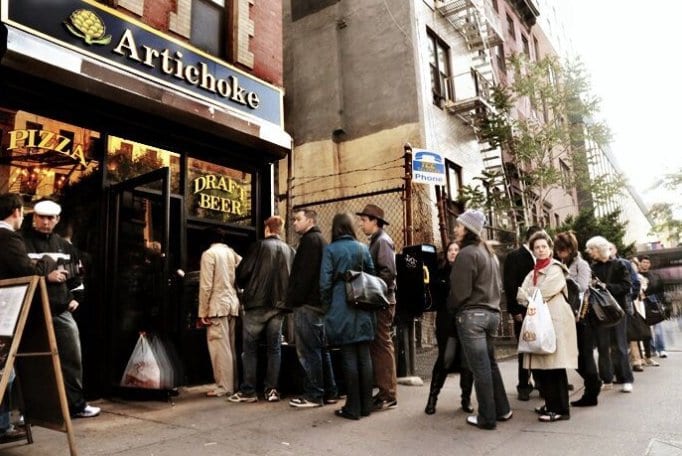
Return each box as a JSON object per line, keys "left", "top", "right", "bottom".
{"left": 0, "top": 284, "right": 29, "bottom": 337}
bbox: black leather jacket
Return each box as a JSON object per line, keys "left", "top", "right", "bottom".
{"left": 236, "top": 235, "right": 295, "bottom": 311}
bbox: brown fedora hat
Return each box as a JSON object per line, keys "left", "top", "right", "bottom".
{"left": 356, "top": 204, "right": 389, "bottom": 225}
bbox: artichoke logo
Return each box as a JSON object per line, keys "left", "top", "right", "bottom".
{"left": 64, "top": 9, "right": 112, "bottom": 45}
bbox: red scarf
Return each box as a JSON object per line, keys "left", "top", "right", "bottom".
{"left": 533, "top": 258, "right": 551, "bottom": 285}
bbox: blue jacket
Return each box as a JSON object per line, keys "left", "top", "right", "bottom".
{"left": 320, "top": 235, "right": 376, "bottom": 346}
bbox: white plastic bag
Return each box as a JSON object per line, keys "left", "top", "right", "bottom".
{"left": 517, "top": 289, "right": 556, "bottom": 354}
{"left": 120, "top": 333, "right": 161, "bottom": 389}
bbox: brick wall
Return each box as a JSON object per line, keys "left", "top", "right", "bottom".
{"left": 249, "top": 0, "right": 283, "bottom": 87}
{"left": 114, "top": 0, "right": 283, "bottom": 87}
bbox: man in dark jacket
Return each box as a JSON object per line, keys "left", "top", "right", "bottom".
{"left": 287, "top": 209, "right": 338, "bottom": 408}
{"left": 228, "top": 216, "right": 295, "bottom": 404}
{"left": 22, "top": 199, "right": 100, "bottom": 418}
{"left": 502, "top": 225, "right": 541, "bottom": 401}
{"left": 358, "top": 204, "right": 397, "bottom": 411}
{"left": 0, "top": 193, "right": 60, "bottom": 442}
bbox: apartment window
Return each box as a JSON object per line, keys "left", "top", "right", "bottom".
{"left": 492, "top": 0, "right": 498, "bottom": 12}
{"left": 190, "top": 0, "right": 226, "bottom": 57}
{"left": 506, "top": 14, "right": 515, "bottom": 40}
{"left": 495, "top": 44, "right": 506, "bottom": 74}
{"left": 554, "top": 213, "right": 561, "bottom": 228}
{"left": 522, "top": 34, "right": 530, "bottom": 58}
{"left": 533, "top": 36, "right": 540, "bottom": 61}
{"left": 559, "top": 159, "right": 571, "bottom": 185}
{"left": 427, "top": 29, "right": 452, "bottom": 106}
{"left": 445, "top": 160, "right": 462, "bottom": 201}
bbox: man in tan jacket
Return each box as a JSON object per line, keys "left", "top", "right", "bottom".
{"left": 198, "top": 227, "right": 242, "bottom": 397}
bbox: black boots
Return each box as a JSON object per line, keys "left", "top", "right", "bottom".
{"left": 461, "top": 397, "right": 474, "bottom": 413}
{"left": 517, "top": 385, "right": 532, "bottom": 401}
{"left": 425, "top": 393, "right": 438, "bottom": 415}
{"left": 571, "top": 378, "right": 600, "bottom": 407}
{"left": 570, "top": 396, "right": 598, "bottom": 407}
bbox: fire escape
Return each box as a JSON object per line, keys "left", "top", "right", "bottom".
{"left": 435, "top": 0, "right": 503, "bottom": 176}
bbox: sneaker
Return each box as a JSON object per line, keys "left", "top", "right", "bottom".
{"left": 497, "top": 410, "right": 513, "bottom": 421}
{"left": 659, "top": 351, "right": 668, "bottom": 358}
{"left": 265, "top": 388, "right": 280, "bottom": 403}
{"left": 372, "top": 397, "right": 397, "bottom": 411}
{"left": 621, "top": 383, "right": 633, "bottom": 393}
{"left": 644, "top": 358, "right": 660, "bottom": 367}
{"left": 289, "top": 397, "right": 322, "bottom": 408}
{"left": 601, "top": 383, "right": 613, "bottom": 391}
{"left": 73, "top": 404, "right": 101, "bottom": 418}
{"left": 227, "top": 392, "right": 258, "bottom": 403}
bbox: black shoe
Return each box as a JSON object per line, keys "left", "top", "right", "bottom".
{"left": 461, "top": 399, "right": 474, "bottom": 414}
{"left": 517, "top": 386, "right": 532, "bottom": 401}
{"left": 425, "top": 394, "right": 437, "bottom": 415}
{"left": 335, "top": 408, "right": 359, "bottom": 420}
{"left": 534, "top": 405, "right": 548, "bottom": 415}
{"left": 570, "top": 396, "right": 598, "bottom": 407}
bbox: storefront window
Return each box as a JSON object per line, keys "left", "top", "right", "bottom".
{"left": 0, "top": 107, "right": 100, "bottom": 201}
{"left": 186, "top": 157, "right": 252, "bottom": 225}
{"left": 106, "top": 135, "right": 181, "bottom": 193}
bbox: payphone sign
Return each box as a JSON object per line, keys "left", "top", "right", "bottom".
{"left": 412, "top": 149, "right": 445, "bottom": 185}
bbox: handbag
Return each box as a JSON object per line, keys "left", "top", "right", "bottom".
{"left": 586, "top": 281, "right": 625, "bottom": 327}
{"left": 343, "top": 270, "right": 390, "bottom": 311}
{"left": 517, "top": 289, "right": 556, "bottom": 355}
{"left": 627, "top": 311, "right": 651, "bottom": 341}
{"left": 643, "top": 296, "right": 667, "bottom": 326}
{"left": 342, "top": 249, "right": 389, "bottom": 312}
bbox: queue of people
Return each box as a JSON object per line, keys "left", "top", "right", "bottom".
{"left": 2, "top": 191, "right": 672, "bottom": 437}
{"left": 422, "top": 212, "right": 670, "bottom": 430}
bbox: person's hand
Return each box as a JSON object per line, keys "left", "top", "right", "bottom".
{"left": 47, "top": 269, "right": 68, "bottom": 283}
{"left": 68, "top": 300, "right": 79, "bottom": 312}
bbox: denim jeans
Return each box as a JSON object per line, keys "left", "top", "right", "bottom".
{"left": 651, "top": 323, "right": 667, "bottom": 352}
{"left": 240, "top": 309, "right": 284, "bottom": 395}
{"left": 340, "top": 342, "right": 373, "bottom": 419}
{"left": 53, "top": 311, "right": 86, "bottom": 413}
{"left": 0, "top": 369, "right": 15, "bottom": 432}
{"left": 456, "top": 309, "right": 510, "bottom": 428}
{"left": 596, "top": 316, "right": 633, "bottom": 384}
{"left": 294, "top": 307, "right": 337, "bottom": 403}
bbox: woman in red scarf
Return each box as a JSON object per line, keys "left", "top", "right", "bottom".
{"left": 517, "top": 231, "right": 578, "bottom": 422}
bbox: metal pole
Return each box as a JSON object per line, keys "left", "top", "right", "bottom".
{"left": 403, "top": 144, "right": 413, "bottom": 247}
{"left": 435, "top": 185, "right": 449, "bottom": 248}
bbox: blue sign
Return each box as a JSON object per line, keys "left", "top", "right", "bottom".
{"left": 2, "top": 0, "right": 283, "bottom": 127}
{"left": 412, "top": 149, "right": 446, "bottom": 185}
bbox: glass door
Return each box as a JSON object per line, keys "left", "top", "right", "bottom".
{"left": 104, "top": 167, "right": 183, "bottom": 389}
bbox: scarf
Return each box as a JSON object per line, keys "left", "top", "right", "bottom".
{"left": 533, "top": 257, "right": 551, "bottom": 285}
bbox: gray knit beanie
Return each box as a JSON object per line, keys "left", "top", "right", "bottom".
{"left": 457, "top": 210, "right": 486, "bottom": 237}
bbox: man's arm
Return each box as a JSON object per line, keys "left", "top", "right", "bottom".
{"left": 374, "top": 236, "right": 396, "bottom": 289}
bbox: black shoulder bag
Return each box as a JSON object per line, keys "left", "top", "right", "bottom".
{"left": 341, "top": 248, "right": 389, "bottom": 312}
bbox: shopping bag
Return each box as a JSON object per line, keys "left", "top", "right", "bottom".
{"left": 120, "top": 332, "right": 162, "bottom": 389}
{"left": 517, "top": 289, "right": 556, "bottom": 354}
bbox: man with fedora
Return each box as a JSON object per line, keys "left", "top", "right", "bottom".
{"left": 357, "top": 204, "right": 397, "bottom": 411}
{"left": 23, "top": 199, "right": 100, "bottom": 418}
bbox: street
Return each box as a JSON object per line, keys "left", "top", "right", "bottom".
{"left": 2, "top": 319, "right": 681, "bottom": 456}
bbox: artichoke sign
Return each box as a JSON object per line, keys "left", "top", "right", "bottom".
{"left": 64, "top": 9, "right": 112, "bottom": 45}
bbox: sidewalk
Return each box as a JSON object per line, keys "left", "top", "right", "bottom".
{"left": 2, "top": 319, "right": 682, "bottom": 456}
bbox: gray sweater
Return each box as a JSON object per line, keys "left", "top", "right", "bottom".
{"left": 447, "top": 242, "right": 501, "bottom": 314}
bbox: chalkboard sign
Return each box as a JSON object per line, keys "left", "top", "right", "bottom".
{"left": 0, "top": 276, "right": 78, "bottom": 455}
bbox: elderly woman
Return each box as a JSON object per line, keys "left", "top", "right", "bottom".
{"left": 320, "top": 213, "right": 376, "bottom": 420}
{"left": 585, "top": 236, "right": 633, "bottom": 393}
{"left": 554, "top": 231, "right": 600, "bottom": 407}
{"left": 518, "top": 231, "right": 578, "bottom": 422}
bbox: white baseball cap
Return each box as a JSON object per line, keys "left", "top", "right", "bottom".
{"left": 33, "top": 200, "right": 62, "bottom": 216}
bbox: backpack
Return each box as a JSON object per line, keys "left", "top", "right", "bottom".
{"left": 564, "top": 276, "right": 582, "bottom": 315}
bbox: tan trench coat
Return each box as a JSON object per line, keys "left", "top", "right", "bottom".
{"left": 517, "top": 260, "right": 578, "bottom": 370}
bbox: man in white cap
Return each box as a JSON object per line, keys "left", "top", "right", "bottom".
{"left": 23, "top": 199, "right": 100, "bottom": 418}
